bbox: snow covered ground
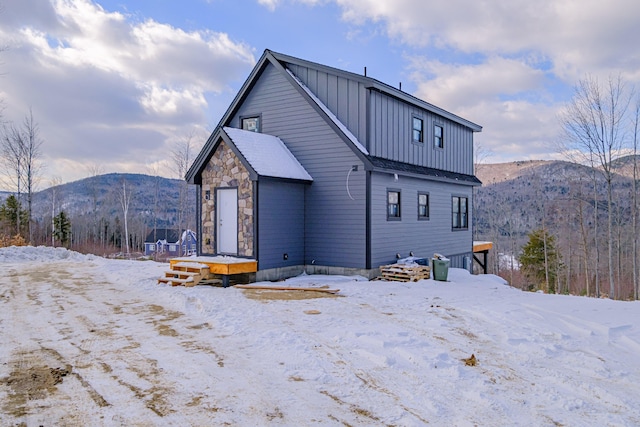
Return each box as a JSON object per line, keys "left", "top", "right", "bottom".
{"left": 1, "top": 246, "right": 639, "bottom": 426}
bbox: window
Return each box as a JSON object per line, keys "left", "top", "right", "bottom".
{"left": 205, "top": 190, "right": 211, "bottom": 200}
{"left": 418, "top": 192, "right": 429, "bottom": 220}
{"left": 452, "top": 196, "right": 468, "bottom": 229}
{"left": 242, "top": 116, "right": 260, "bottom": 132}
{"left": 434, "top": 124, "right": 444, "bottom": 148}
{"left": 387, "top": 190, "right": 401, "bottom": 220}
{"left": 412, "top": 117, "right": 424, "bottom": 143}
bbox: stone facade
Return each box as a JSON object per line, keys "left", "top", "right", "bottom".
{"left": 201, "top": 141, "right": 254, "bottom": 256}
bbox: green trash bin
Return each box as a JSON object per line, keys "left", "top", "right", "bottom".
{"left": 432, "top": 258, "right": 450, "bottom": 281}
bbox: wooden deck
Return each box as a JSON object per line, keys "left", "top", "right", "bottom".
{"left": 167, "top": 256, "right": 257, "bottom": 287}
{"left": 473, "top": 241, "right": 493, "bottom": 274}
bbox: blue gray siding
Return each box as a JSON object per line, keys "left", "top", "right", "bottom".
{"left": 257, "top": 179, "right": 305, "bottom": 269}
{"left": 368, "top": 91, "right": 474, "bottom": 175}
{"left": 370, "top": 171, "right": 473, "bottom": 268}
{"left": 288, "top": 64, "right": 475, "bottom": 176}
{"left": 287, "top": 63, "right": 368, "bottom": 146}
{"left": 231, "top": 63, "right": 367, "bottom": 269}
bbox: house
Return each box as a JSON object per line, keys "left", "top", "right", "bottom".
{"left": 186, "top": 49, "right": 482, "bottom": 281}
{"left": 144, "top": 229, "right": 197, "bottom": 257}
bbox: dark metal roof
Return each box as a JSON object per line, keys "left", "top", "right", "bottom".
{"left": 145, "top": 229, "right": 180, "bottom": 243}
{"left": 268, "top": 50, "right": 482, "bottom": 133}
{"left": 367, "top": 156, "right": 482, "bottom": 186}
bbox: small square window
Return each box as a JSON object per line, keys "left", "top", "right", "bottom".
{"left": 242, "top": 116, "right": 260, "bottom": 132}
{"left": 387, "top": 190, "right": 401, "bottom": 220}
{"left": 412, "top": 117, "right": 424, "bottom": 143}
{"left": 434, "top": 124, "right": 444, "bottom": 148}
{"left": 418, "top": 192, "right": 429, "bottom": 220}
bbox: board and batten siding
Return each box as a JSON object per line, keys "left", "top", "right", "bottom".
{"left": 230, "top": 63, "right": 367, "bottom": 269}
{"left": 368, "top": 91, "right": 475, "bottom": 176}
{"left": 370, "top": 172, "right": 473, "bottom": 268}
{"left": 257, "top": 179, "right": 305, "bottom": 269}
{"left": 287, "top": 63, "right": 368, "bottom": 148}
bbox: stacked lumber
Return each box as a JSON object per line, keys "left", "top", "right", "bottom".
{"left": 379, "top": 263, "right": 431, "bottom": 282}
{"left": 158, "top": 262, "right": 210, "bottom": 287}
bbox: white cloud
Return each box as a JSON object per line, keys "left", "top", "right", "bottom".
{"left": 332, "top": 0, "right": 640, "bottom": 82}
{"left": 0, "top": 0, "right": 255, "bottom": 185}
{"left": 409, "top": 56, "right": 546, "bottom": 111}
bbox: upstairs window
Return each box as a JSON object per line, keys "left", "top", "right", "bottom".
{"left": 434, "top": 124, "right": 444, "bottom": 148}
{"left": 452, "top": 196, "right": 468, "bottom": 229}
{"left": 242, "top": 116, "right": 260, "bottom": 132}
{"left": 412, "top": 117, "right": 424, "bottom": 143}
{"left": 387, "top": 190, "right": 401, "bottom": 220}
{"left": 418, "top": 192, "right": 429, "bottom": 220}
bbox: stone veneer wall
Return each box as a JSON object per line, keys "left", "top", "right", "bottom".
{"left": 201, "top": 141, "right": 254, "bottom": 256}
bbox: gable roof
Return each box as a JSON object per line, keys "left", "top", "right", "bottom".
{"left": 145, "top": 229, "right": 180, "bottom": 243}
{"left": 223, "top": 127, "right": 313, "bottom": 182}
{"left": 187, "top": 49, "right": 481, "bottom": 185}
{"left": 272, "top": 50, "right": 482, "bottom": 133}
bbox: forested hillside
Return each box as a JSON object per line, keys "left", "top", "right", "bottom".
{"left": 474, "top": 156, "right": 639, "bottom": 299}
{"left": 1, "top": 173, "right": 196, "bottom": 255}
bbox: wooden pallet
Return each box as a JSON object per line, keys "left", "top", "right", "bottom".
{"left": 158, "top": 262, "right": 210, "bottom": 287}
{"left": 379, "top": 264, "right": 431, "bottom": 282}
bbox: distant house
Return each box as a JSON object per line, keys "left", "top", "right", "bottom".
{"left": 186, "top": 49, "right": 482, "bottom": 280}
{"left": 144, "top": 229, "right": 197, "bottom": 257}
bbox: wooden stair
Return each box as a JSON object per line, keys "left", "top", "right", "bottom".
{"left": 158, "top": 262, "right": 210, "bottom": 287}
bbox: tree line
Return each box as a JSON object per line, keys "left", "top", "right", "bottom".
{"left": 476, "top": 75, "right": 639, "bottom": 300}
{"left": 0, "top": 109, "right": 199, "bottom": 258}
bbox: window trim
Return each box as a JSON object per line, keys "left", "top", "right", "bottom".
{"left": 240, "top": 114, "right": 261, "bottom": 133}
{"left": 417, "top": 192, "right": 430, "bottom": 220}
{"left": 434, "top": 123, "right": 444, "bottom": 149}
{"left": 387, "top": 189, "right": 401, "bottom": 221}
{"left": 452, "top": 195, "right": 469, "bottom": 230}
{"left": 412, "top": 116, "right": 424, "bottom": 144}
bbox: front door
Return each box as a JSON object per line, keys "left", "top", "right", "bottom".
{"left": 217, "top": 188, "right": 238, "bottom": 254}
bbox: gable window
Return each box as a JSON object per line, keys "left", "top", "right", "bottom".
{"left": 387, "top": 190, "right": 401, "bottom": 220}
{"left": 434, "top": 124, "right": 444, "bottom": 148}
{"left": 452, "top": 196, "right": 468, "bottom": 229}
{"left": 418, "top": 192, "right": 429, "bottom": 220}
{"left": 242, "top": 116, "right": 260, "bottom": 132}
{"left": 412, "top": 117, "right": 424, "bottom": 143}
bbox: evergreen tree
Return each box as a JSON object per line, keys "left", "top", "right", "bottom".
{"left": 520, "top": 228, "right": 562, "bottom": 293}
{"left": 0, "top": 195, "right": 29, "bottom": 237}
{"left": 53, "top": 211, "right": 71, "bottom": 246}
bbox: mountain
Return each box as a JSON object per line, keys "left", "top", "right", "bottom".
{"left": 8, "top": 173, "right": 199, "bottom": 248}
{"left": 473, "top": 156, "right": 638, "bottom": 285}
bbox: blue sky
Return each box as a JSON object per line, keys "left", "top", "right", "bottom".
{"left": 1, "top": 0, "right": 639, "bottom": 187}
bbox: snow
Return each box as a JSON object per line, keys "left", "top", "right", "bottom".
{"left": 223, "top": 127, "right": 313, "bottom": 182}
{"left": 2, "top": 246, "right": 640, "bottom": 426}
{"left": 286, "top": 69, "right": 370, "bottom": 155}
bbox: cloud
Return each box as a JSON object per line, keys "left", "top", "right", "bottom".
{"left": 332, "top": 0, "right": 640, "bottom": 80}
{"left": 0, "top": 0, "right": 255, "bottom": 186}
{"left": 320, "top": 0, "right": 640, "bottom": 161}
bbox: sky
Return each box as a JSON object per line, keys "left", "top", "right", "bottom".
{"left": 1, "top": 0, "right": 639, "bottom": 189}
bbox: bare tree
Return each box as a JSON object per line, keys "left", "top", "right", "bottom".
{"left": 0, "top": 109, "right": 43, "bottom": 242}
{"left": 633, "top": 94, "right": 640, "bottom": 300}
{"left": 118, "top": 178, "right": 132, "bottom": 255}
{"left": 559, "top": 74, "right": 632, "bottom": 299}
{"left": 172, "top": 131, "right": 196, "bottom": 256}
{"left": 85, "top": 163, "right": 104, "bottom": 245}
{"left": 49, "top": 176, "right": 62, "bottom": 246}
